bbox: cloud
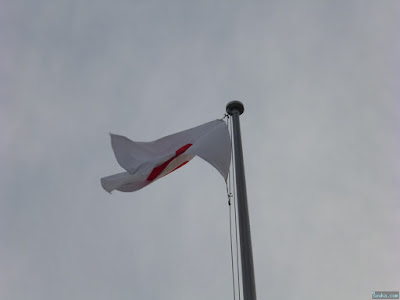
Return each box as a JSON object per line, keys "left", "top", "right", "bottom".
{"left": 1, "top": 1, "right": 399, "bottom": 299}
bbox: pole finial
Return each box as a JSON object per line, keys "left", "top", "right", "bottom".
{"left": 226, "top": 100, "right": 244, "bottom": 115}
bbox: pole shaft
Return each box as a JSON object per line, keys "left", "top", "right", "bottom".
{"left": 227, "top": 101, "right": 257, "bottom": 300}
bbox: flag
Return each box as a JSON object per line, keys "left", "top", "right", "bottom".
{"left": 101, "top": 119, "right": 231, "bottom": 193}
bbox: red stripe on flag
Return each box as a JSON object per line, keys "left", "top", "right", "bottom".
{"left": 167, "top": 160, "right": 189, "bottom": 174}
{"left": 146, "top": 144, "right": 192, "bottom": 181}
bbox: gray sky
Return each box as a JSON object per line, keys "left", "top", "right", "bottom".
{"left": 1, "top": 1, "right": 399, "bottom": 299}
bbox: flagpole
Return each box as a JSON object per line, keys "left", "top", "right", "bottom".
{"left": 226, "top": 101, "right": 257, "bottom": 300}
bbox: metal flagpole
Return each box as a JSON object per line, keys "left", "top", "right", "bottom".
{"left": 226, "top": 101, "right": 257, "bottom": 300}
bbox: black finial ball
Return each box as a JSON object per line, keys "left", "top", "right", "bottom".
{"left": 226, "top": 100, "right": 244, "bottom": 115}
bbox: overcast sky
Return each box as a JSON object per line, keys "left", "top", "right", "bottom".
{"left": 1, "top": 1, "right": 399, "bottom": 299}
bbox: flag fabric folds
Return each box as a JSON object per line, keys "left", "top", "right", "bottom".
{"left": 101, "top": 119, "right": 231, "bottom": 193}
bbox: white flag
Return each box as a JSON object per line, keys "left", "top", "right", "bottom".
{"left": 101, "top": 119, "right": 231, "bottom": 193}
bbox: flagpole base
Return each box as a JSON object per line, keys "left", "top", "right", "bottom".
{"left": 226, "top": 100, "right": 244, "bottom": 115}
